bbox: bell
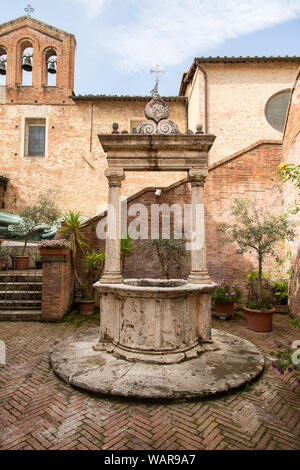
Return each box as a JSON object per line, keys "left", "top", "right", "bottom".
{"left": 47, "top": 61, "right": 56, "bottom": 74}
{"left": 0, "top": 61, "right": 6, "bottom": 76}
{"left": 22, "top": 56, "right": 32, "bottom": 72}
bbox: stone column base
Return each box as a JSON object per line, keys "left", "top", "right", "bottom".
{"left": 188, "top": 270, "right": 212, "bottom": 285}
{"left": 99, "top": 272, "right": 123, "bottom": 284}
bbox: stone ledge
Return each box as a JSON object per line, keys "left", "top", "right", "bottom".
{"left": 50, "top": 328, "right": 264, "bottom": 399}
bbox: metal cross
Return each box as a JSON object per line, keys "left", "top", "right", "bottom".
{"left": 24, "top": 4, "right": 35, "bottom": 16}
{"left": 150, "top": 65, "right": 165, "bottom": 95}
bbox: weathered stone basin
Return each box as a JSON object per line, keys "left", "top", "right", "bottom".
{"left": 94, "top": 278, "right": 216, "bottom": 364}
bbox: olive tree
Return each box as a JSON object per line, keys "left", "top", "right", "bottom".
{"left": 16, "top": 190, "right": 61, "bottom": 254}
{"left": 217, "top": 198, "right": 295, "bottom": 306}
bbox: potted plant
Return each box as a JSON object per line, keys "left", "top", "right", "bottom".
{"left": 76, "top": 249, "right": 105, "bottom": 315}
{"left": 13, "top": 190, "right": 61, "bottom": 270}
{"left": 217, "top": 198, "right": 295, "bottom": 332}
{"left": 212, "top": 279, "right": 242, "bottom": 319}
{"left": 0, "top": 241, "right": 8, "bottom": 270}
{"left": 272, "top": 279, "right": 289, "bottom": 313}
{"left": 39, "top": 239, "right": 72, "bottom": 256}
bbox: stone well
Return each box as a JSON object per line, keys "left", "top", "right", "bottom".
{"left": 93, "top": 279, "right": 215, "bottom": 364}
{"left": 51, "top": 93, "right": 265, "bottom": 399}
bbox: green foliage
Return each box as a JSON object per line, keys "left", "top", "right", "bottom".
{"left": 83, "top": 248, "right": 105, "bottom": 272}
{"left": 15, "top": 190, "right": 61, "bottom": 254}
{"left": 80, "top": 248, "right": 106, "bottom": 298}
{"left": 246, "top": 298, "right": 272, "bottom": 311}
{"left": 120, "top": 234, "right": 135, "bottom": 274}
{"left": 59, "top": 211, "right": 88, "bottom": 255}
{"left": 278, "top": 163, "right": 300, "bottom": 214}
{"left": 0, "top": 241, "right": 8, "bottom": 258}
{"left": 270, "top": 322, "right": 300, "bottom": 385}
{"left": 143, "top": 238, "right": 186, "bottom": 279}
{"left": 62, "top": 307, "right": 100, "bottom": 327}
{"left": 211, "top": 279, "right": 242, "bottom": 303}
{"left": 217, "top": 198, "right": 295, "bottom": 307}
{"left": 272, "top": 279, "right": 289, "bottom": 305}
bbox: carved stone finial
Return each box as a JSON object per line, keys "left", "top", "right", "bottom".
{"left": 195, "top": 124, "right": 204, "bottom": 134}
{"left": 112, "top": 123, "right": 119, "bottom": 134}
{"left": 135, "top": 93, "right": 180, "bottom": 135}
{"left": 145, "top": 93, "right": 170, "bottom": 123}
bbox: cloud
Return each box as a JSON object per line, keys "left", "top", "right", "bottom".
{"left": 99, "top": 0, "right": 300, "bottom": 72}
{"left": 68, "top": 0, "right": 108, "bottom": 19}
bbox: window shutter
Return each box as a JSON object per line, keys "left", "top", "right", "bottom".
{"left": 28, "top": 125, "right": 45, "bottom": 156}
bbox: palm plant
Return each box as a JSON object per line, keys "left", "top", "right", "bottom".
{"left": 59, "top": 211, "right": 88, "bottom": 286}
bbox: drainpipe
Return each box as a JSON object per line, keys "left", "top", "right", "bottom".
{"left": 196, "top": 61, "right": 208, "bottom": 134}
{"left": 185, "top": 97, "right": 189, "bottom": 132}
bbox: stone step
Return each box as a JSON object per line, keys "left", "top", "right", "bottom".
{"left": 0, "top": 282, "right": 42, "bottom": 291}
{"left": 0, "top": 310, "right": 42, "bottom": 321}
{"left": 0, "top": 274, "right": 43, "bottom": 283}
{"left": 0, "top": 299, "right": 42, "bottom": 310}
{"left": 0, "top": 291, "right": 42, "bottom": 301}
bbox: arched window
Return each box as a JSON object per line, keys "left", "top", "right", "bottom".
{"left": 0, "top": 47, "right": 7, "bottom": 86}
{"left": 265, "top": 89, "right": 291, "bottom": 132}
{"left": 45, "top": 48, "right": 57, "bottom": 86}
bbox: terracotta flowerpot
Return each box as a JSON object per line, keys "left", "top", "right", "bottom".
{"left": 40, "top": 248, "right": 70, "bottom": 256}
{"left": 244, "top": 307, "right": 275, "bottom": 332}
{"left": 273, "top": 305, "right": 289, "bottom": 314}
{"left": 214, "top": 301, "right": 235, "bottom": 319}
{"left": 12, "top": 255, "right": 30, "bottom": 270}
{"left": 78, "top": 300, "right": 96, "bottom": 316}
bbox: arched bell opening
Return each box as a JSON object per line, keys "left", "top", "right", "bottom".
{"left": 44, "top": 48, "right": 57, "bottom": 86}
{"left": 19, "top": 40, "right": 33, "bottom": 86}
{"left": 0, "top": 46, "right": 7, "bottom": 86}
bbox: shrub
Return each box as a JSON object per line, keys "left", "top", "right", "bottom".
{"left": 217, "top": 198, "right": 295, "bottom": 308}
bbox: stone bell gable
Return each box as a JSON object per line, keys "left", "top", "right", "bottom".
{"left": 0, "top": 16, "right": 76, "bottom": 104}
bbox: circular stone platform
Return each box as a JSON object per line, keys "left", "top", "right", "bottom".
{"left": 50, "top": 328, "right": 264, "bottom": 399}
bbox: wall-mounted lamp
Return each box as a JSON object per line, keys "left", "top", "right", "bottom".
{"left": 155, "top": 189, "right": 161, "bottom": 197}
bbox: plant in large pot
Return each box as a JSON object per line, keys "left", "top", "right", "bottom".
{"left": 76, "top": 249, "right": 105, "bottom": 315}
{"left": 212, "top": 279, "right": 242, "bottom": 319}
{"left": 13, "top": 191, "right": 61, "bottom": 270}
{"left": 217, "top": 198, "right": 295, "bottom": 332}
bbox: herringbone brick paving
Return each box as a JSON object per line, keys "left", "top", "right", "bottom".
{"left": 0, "top": 313, "right": 299, "bottom": 450}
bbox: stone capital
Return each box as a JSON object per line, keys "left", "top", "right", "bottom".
{"left": 188, "top": 169, "right": 208, "bottom": 187}
{"left": 105, "top": 168, "right": 125, "bottom": 187}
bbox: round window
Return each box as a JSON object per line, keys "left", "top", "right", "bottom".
{"left": 265, "top": 89, "right": 291, "bottom": 132}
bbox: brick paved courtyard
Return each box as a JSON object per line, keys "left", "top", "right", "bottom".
{"left": 0, "top": 313, "right": 299, "bottom": 450}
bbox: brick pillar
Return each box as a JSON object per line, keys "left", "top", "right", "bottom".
{"left": 41, "top": 253, "right": 74, "bottom": 322}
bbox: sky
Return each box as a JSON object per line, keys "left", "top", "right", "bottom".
{"left": 1, "top": 0, "right": 300, "bottom": 96}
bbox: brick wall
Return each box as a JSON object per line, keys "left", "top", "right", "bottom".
{"left": 282, "top": 68, "right": 300, "bottom": 321}
{"left": 186, "top": 61, "right": 299, "bottom": 164}
{"left": 41, "top": 253, "right": 73, "bottom": 322}
{"left": 80, "top": 140, "right": 282, "bottom": 302}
